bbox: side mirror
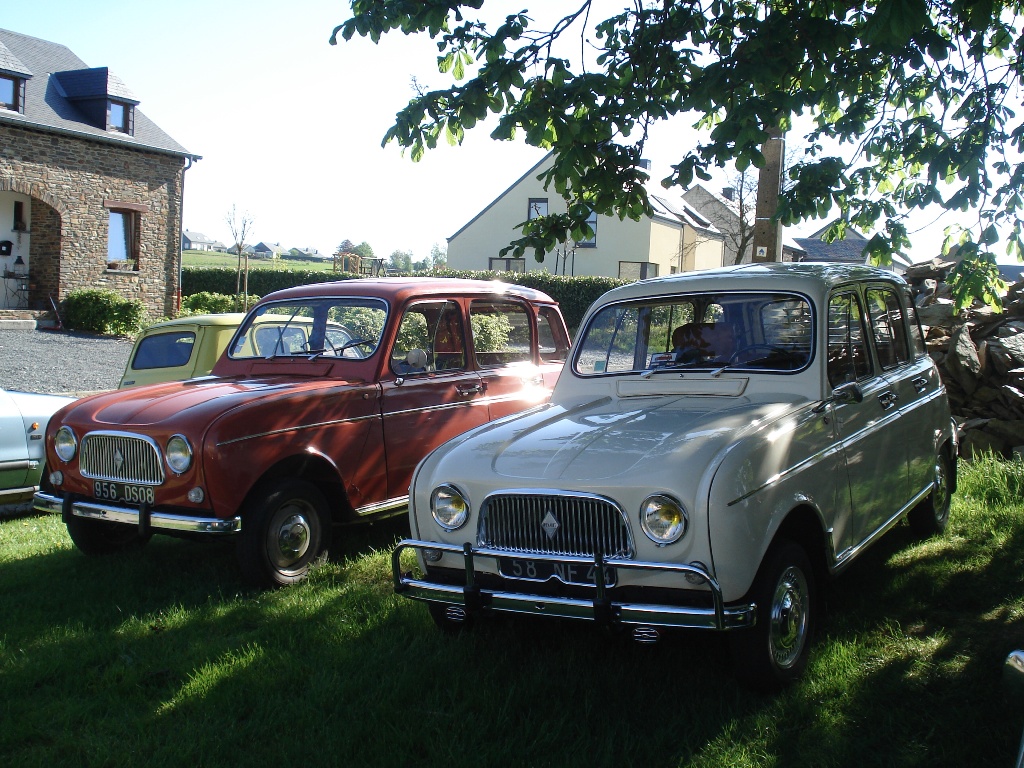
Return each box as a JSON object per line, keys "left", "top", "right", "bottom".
{"left": 833, "top": 381, "right": 864, "bottom": 405}
{"left": 813, "top": 381, "right": 865, "bottom": 414}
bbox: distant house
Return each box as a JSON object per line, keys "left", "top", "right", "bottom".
{"left": 447, "top": 153, "right": 725, "bottom": 279}
{"left": 0, "top": 28, "right": 199, "bottom": 315}
{"left": 182, "top": 230, "right": 218, "bottom": 251}
{"left": 252, "top": 241, "right": 287, "bottom": 259}
{"left": 791, "top": 224, "right": 913, "bottom": 272}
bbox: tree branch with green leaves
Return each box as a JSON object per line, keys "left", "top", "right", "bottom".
{"left": 333, "top": 0, "right": 1024, "bottom": 309}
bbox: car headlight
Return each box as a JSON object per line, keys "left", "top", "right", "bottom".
{"left": 54, "top": 426, "right": 77, "bottom": 462}
{"left": 431, "top": 484, "right": 469, "bottom": 531}
{"left": 165, "top": 435, "right": 193, "bottom": 474}
{"left": 640, "top": 494, "right": 688, "bottom": 545}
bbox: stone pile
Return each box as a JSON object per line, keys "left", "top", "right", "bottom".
{"left": 906, "top": 258, "right": 1024, "bottom": 458}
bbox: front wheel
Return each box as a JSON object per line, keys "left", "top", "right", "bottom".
{"left": 729, "top": 538, "right": 816, "bottom": 692}
{"left": 908, "top": 451, "right": 953, "bottom": 537}
{"left": 65, "top": 514, "right": 151, "bottom": 556}
{"left": 237, "top": 479, "right": 330, "bottom": 588}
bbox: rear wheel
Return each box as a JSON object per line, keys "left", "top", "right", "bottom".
{"left": 237, "top": 479, "right": 330, "bottom": 588}
{"left": 65, "top": 514, "right": 151, "bottom": 556}
{"left": 730, "top": 538, "right": 816, "bottom": 692}
{"left": 908, "top": 451, "right": 953, "bottom": 537}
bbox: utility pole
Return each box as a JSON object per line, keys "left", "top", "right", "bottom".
{"left": 752, "top": 125, "right": 785, "bottom": 262}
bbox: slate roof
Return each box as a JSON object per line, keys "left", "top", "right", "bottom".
{"left": 792, "top": 223, "right": 913, "bottom": 269}
{"left": 0, "top": 27, "right": 196, "bottom": 159}
{"left": 183, "top": 230, "right": 215, "bottom": 245}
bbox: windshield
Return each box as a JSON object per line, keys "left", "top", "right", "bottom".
{"left": 229, "top": 297, "right": 388, "bottom": 360}
{"left": 573, "top": 291, "right": 813, "bottom": 376}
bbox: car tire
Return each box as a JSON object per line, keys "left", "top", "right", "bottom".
{"left": 237, "top": 479, "right": 330, "bottom": 588}
{"left": 729, "top": 538, "right": 816, "bottom": 692}
{"left": 427, "top": 602, "right": 475, "bottom": 634}
{"left": 65, "top": 514, "right": 152, "bottom": 556}
{"left": 908, "top": 451, "right": 953, "bottom": 538}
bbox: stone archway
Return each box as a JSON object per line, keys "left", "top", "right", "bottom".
{"left": 0, "top": 177, "right": 65, "bottom": 310}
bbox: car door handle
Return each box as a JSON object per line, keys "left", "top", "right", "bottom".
{"left": 911, "top": 376, "right": 928, "bottom": 394}
{"left": 878, "top": 391, "right": 898, "bottom": 410}
{"left": 456, "top": 383, "right": 484, "bottom": 396}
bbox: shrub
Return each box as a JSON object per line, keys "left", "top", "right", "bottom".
{"left": 181, "top": 292, "right": 261, "bottom": 315}
{"left": 63, "top": 289, "right": 146, "bottom": 336}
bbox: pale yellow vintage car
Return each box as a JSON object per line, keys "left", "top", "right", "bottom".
{"left": 394, "top": 263, "right": 956, "bottom": 690}
{"left": 119, "top": 314, "right": 244, "bottom": 388}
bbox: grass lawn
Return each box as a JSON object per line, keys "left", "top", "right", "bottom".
{"left": 2, "top": 455, "right": 1023, "bottom": 767}
{"left": 182, "top": 250, "right": 337, "bottom": 271}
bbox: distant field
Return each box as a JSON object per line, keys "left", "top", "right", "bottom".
{"left": 182, "top": 250, "right": 336, "bottom": 272}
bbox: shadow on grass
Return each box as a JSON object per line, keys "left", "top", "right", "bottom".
{"left": 2, "top": 504, "right": 1023, "bottom": 767}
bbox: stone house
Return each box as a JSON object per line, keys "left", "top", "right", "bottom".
{"left": 0, "top": 28, "right": 199, "bottom": 317}
{"left": 446, "top": 152, "right": 725, "bottom": 279}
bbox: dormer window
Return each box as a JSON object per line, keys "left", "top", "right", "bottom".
{"left": 0, "top": 74, "right": 24, "bottom": 113}
{"left": 108, "top": 100, "right": 133, "bottom": 134}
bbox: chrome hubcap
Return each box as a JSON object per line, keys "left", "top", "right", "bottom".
{"left": 933, "top": 459, "right": 950, "bottom": 520}
{"left": 267, "top": 504, "right": 314, "bottom": 570}
{"left": 769, "top": 566, "right": 809, "bottom": 670}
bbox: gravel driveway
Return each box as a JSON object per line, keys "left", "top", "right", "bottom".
{"left": 0, "top": 328, "right": 134, "bottom": 396}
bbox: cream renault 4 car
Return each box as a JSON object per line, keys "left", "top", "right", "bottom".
{"left": 394, "top": 263, "right": 956, "bottom": 690}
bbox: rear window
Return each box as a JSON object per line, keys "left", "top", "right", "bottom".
{"left": 131, "top": 331, "right": 196, "bottom": 370}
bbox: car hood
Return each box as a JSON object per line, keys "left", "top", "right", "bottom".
{"left": 64, "top": 376, "right": 362, "bottom": 428}
{"left": 5, "top": 389, "right": 76, "bottom": 415}
{"left": 446, "top": 394, "right": 806, "bottom": 483}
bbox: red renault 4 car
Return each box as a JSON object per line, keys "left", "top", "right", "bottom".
{"left": 35, "top": 278, "right": 569, "bottom": 587}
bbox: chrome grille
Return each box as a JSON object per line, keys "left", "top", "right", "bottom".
{"left": 480, "top": 492, "right": 633, "bottom": 558}
{"left": 79, "top": 432, "right": 165, "bottom": 485}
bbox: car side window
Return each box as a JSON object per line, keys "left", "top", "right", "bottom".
{"left": 537, "top": 306, "right": 570, "bottom": 363}
{"left": 904, "top": 289, "right": 928, "bottom": 358}
{"left": 866, "top": 287, "right": 911, "bottom": 370}
{"left": 470, "top": 300, "right": 533, "bottom": 367}
{"left": 391, "top": 300, "right": 467, "bottom": 375}
{"left": 827, "top": 292, "right": 872, "bottom": 387}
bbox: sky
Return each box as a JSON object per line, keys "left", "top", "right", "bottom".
{"left": 2, "top": 0, "right": 1005, "bottom": 264}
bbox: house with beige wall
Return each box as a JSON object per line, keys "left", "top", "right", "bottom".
{"left": 447, "top": 153, "right": 725, "bottom": 279}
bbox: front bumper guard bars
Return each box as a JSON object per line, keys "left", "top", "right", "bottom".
{"left": 34, "top": 491, "right": 241, "bottom": 535}
{"left": 393, "top": 539, "right": 755, "bottom": 631}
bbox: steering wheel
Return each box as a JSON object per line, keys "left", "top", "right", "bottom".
{"left": 728, "top": 344, "right": 790, "bottom": 366}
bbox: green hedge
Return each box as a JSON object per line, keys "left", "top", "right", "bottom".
{"left": 63, "top": 289, "right": 146, "bottom": 336}
{"left": 180, "top": 267, "right": 626, "bottom": 333}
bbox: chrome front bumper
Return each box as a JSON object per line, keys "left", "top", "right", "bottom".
{"left": 393, "top": 539, "right": 756, "bottom": 631}
{"left": 33, "top": 491, "right": 242, "bottom": 535}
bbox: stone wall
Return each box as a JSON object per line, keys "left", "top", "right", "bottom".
{"left": 0, "top": 122, "right": 185, "bottom": 317}
{"left": 908, "top": 259, "right": 1024, "bottom": 458}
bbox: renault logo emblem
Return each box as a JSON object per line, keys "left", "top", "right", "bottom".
{"left": 541, "top": 511, "right": 560, "bottom": 539}
{"left": 113, "top": 447, "right": 124, "bottom": 472}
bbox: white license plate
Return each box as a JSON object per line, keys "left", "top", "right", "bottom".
{"left": 93, "top": 480, "right": 155, "bottom": 505}
{"left": 499, "top": 557, "right": 616, "bottom": 586}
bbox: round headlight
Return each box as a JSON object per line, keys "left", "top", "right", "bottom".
{"left": 640, "top": 494, "right": 688, "bottom": 545}
{"left": 54, "top": 426, "right": 77, "bottom": 462}
{"left": 431, "top": 484, "right": 469, "bottom": 531}
{"left": 165, "top": 435, "right": 193, "bottom": 474}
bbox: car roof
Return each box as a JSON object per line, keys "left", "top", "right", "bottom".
{"left": 257, "top": 277, "right": 557, "bottom": 306}
{"left": 597, "top": 262, "right": 907, "bottom": 305}
{"left": 140, "top": 313, "right": 246, "bottom": 332}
